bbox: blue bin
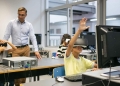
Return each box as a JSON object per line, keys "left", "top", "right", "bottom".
{"left": 52, "top": 52, "right": 56, "bottom": 57}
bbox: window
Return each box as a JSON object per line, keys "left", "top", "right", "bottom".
{"left": 50, "top": 29, "right": 54, "bottom": 34}
{"left": 47, "top": 9, "right": 68, "bottom": 47}
{"left": 46, "top": 0, "right": 96, "bottom": 47}
{"left": 56, "top": 28, "right": 61, "bottom": 34}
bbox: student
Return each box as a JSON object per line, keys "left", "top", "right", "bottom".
{"left": 0, "top": 40, "right": 17, "bottom": 55}
{"left": 64, "top": 18, "right": 97, "bottom": 76}
{"left": 0, "top": 40, "right": 17, "bottom": 86}
{"left": 57, "top": 34, "right": 71, "bottom": 58}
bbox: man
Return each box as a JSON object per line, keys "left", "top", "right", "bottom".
{"left": 64, "top": 18, "right": 97, "bottom": 76}
{"left": 3, "top": 7, "right": 41, "bottom": 86}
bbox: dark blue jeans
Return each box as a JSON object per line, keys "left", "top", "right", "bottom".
{"left": 0, "top": 82, "right": 4, "bottom": 86}
{"left": 9, "top": 81, "right": 14, "bottom": 86}
{"left": 0, "top": 81, "right": 14, "bottom": 86}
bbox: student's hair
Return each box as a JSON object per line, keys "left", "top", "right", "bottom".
{"left": 61, "top": 34, "right": 71, "bottom": 44}
{"left": 18, "top": 7, "right": 27, "bottom": 13}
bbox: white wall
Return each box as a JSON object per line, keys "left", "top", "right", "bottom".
{"left": 106, "top": 0, "right": 120, "bottom": 16}
{"left": 0, "top": 0, "right": 46, "bottom": 47}
{"left": 90, "top": 0, "right": 120, "bottom": 17}
{"left": 95, "top": 0, "right": 120, "bottom": 16}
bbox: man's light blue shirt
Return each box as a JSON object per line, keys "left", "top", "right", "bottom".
{"left": 3, "top": 18, "right": 38, "bottom": 51}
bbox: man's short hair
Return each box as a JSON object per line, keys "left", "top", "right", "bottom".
{"left": 18, "top": 7, "right": 27, "bottom": 13}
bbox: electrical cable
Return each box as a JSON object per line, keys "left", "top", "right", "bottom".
{"left": 28, "top": 61, "right": 32, "bottom": 82}
{"left": 52, "top": 82, "right": 59, "bottom": 86}
{"left": 82, "top": 79, "right": 106, "bottom": 86}
{"left": 107, "top": 60, "right": 112, "bottom": 86}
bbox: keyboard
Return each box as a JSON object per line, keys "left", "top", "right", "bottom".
{"left": 64, "top": 74, "right": 82, "bottom": 82}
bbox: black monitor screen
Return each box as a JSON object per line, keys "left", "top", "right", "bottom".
{"left": 83, "top": 35, "right": 95, "bottom": 46}
{"left": 80, "top": 32, "right": 96, "bottom": 52}
{"left": 81, "top": 32, "right": 95, "bottom": 46}
{"left": 30, "top": 34, "right": 41, "bottom": 45}
{"left": 96, "top": 25, "right": 120, "bottom": 68}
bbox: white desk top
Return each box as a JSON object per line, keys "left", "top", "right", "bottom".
{"left": 83, "top": 66, "right": 120, "bottom": 84}
{"left": 0, "top": 58, "right": 64, "bottom": 74}
{"left": 3, "top": 57, "right": 37, "bottom": 61}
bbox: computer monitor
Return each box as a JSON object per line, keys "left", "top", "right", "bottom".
{"left": 96, "top": 25, "right": 120, "bottom": 68}
{"left": 30, "top": 34, "right": 42, "bottom": 45}
{"left": 80, "top": 32, "right": 96, "bottom": 52}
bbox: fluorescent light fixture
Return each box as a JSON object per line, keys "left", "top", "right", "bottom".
{"left": 73, "top": 1, "right": 77, "bottom": 2}
{"left": 90, "top": 18, "right": 117, "bottom": 21}
{"left": 90, "top": 19, "right": 97, "bottom": 21}
{"left": 106, "top": 18, "right": 117, "bottom": 20}
{"left": 73, "top": 0, "right": 82, "bottom": 2}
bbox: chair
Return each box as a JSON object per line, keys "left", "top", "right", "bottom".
{"left": 53, "top": 66, "right": 65, "bottom": 78}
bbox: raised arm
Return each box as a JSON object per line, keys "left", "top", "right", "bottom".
{"left": 0, "top": 40, "right": 17, "bottom": 50}
{"left": 0, "top": 47, "right": 6, "bottom": 53}
{"left": 66, "top": 18, "right": 89, "bottom": 57}
{"left": 7, "top": 41, "right": 17, "bottom": 50}
{"left": 0, "top": 40, "right": 7, "bottom": 52}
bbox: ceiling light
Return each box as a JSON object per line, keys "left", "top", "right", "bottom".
{"left": 90, "top": 19, "right": 97, "bottom": 21}
{"left": 106, "top": 18, "right": 117, "bottom": 20}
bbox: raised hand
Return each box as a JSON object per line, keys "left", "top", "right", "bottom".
{"left": 79, "top": 17, "right": 90, "bottom": 31}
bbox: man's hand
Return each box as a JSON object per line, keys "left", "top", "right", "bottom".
{"left": 35, "top": 51, "right": 42, "bottom": 59}
{"left": 79, "top": 17, "right": 90, "bottom": 31}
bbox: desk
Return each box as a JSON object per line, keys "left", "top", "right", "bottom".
{"left": 22, "top": 78, "right": 82, "bottom": 86}
{"left": 82, "top": 66, "right": 120, "bottom": 86}
{"left": 30, "top": 50, "right": 49, "bottom": 58}
{"left": 0, "top": 58, "right": 64, "bottom": 82}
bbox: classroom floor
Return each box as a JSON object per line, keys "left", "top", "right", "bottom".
{"left": 18, "top": 75, "right": 52, "bottom": 86}
{"left": 26, "top": 75, "right": 52, "bottom": 83}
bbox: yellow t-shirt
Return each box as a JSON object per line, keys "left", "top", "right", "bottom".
{"left": 64, "top": 52, "right": 94, "bottom": 76}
